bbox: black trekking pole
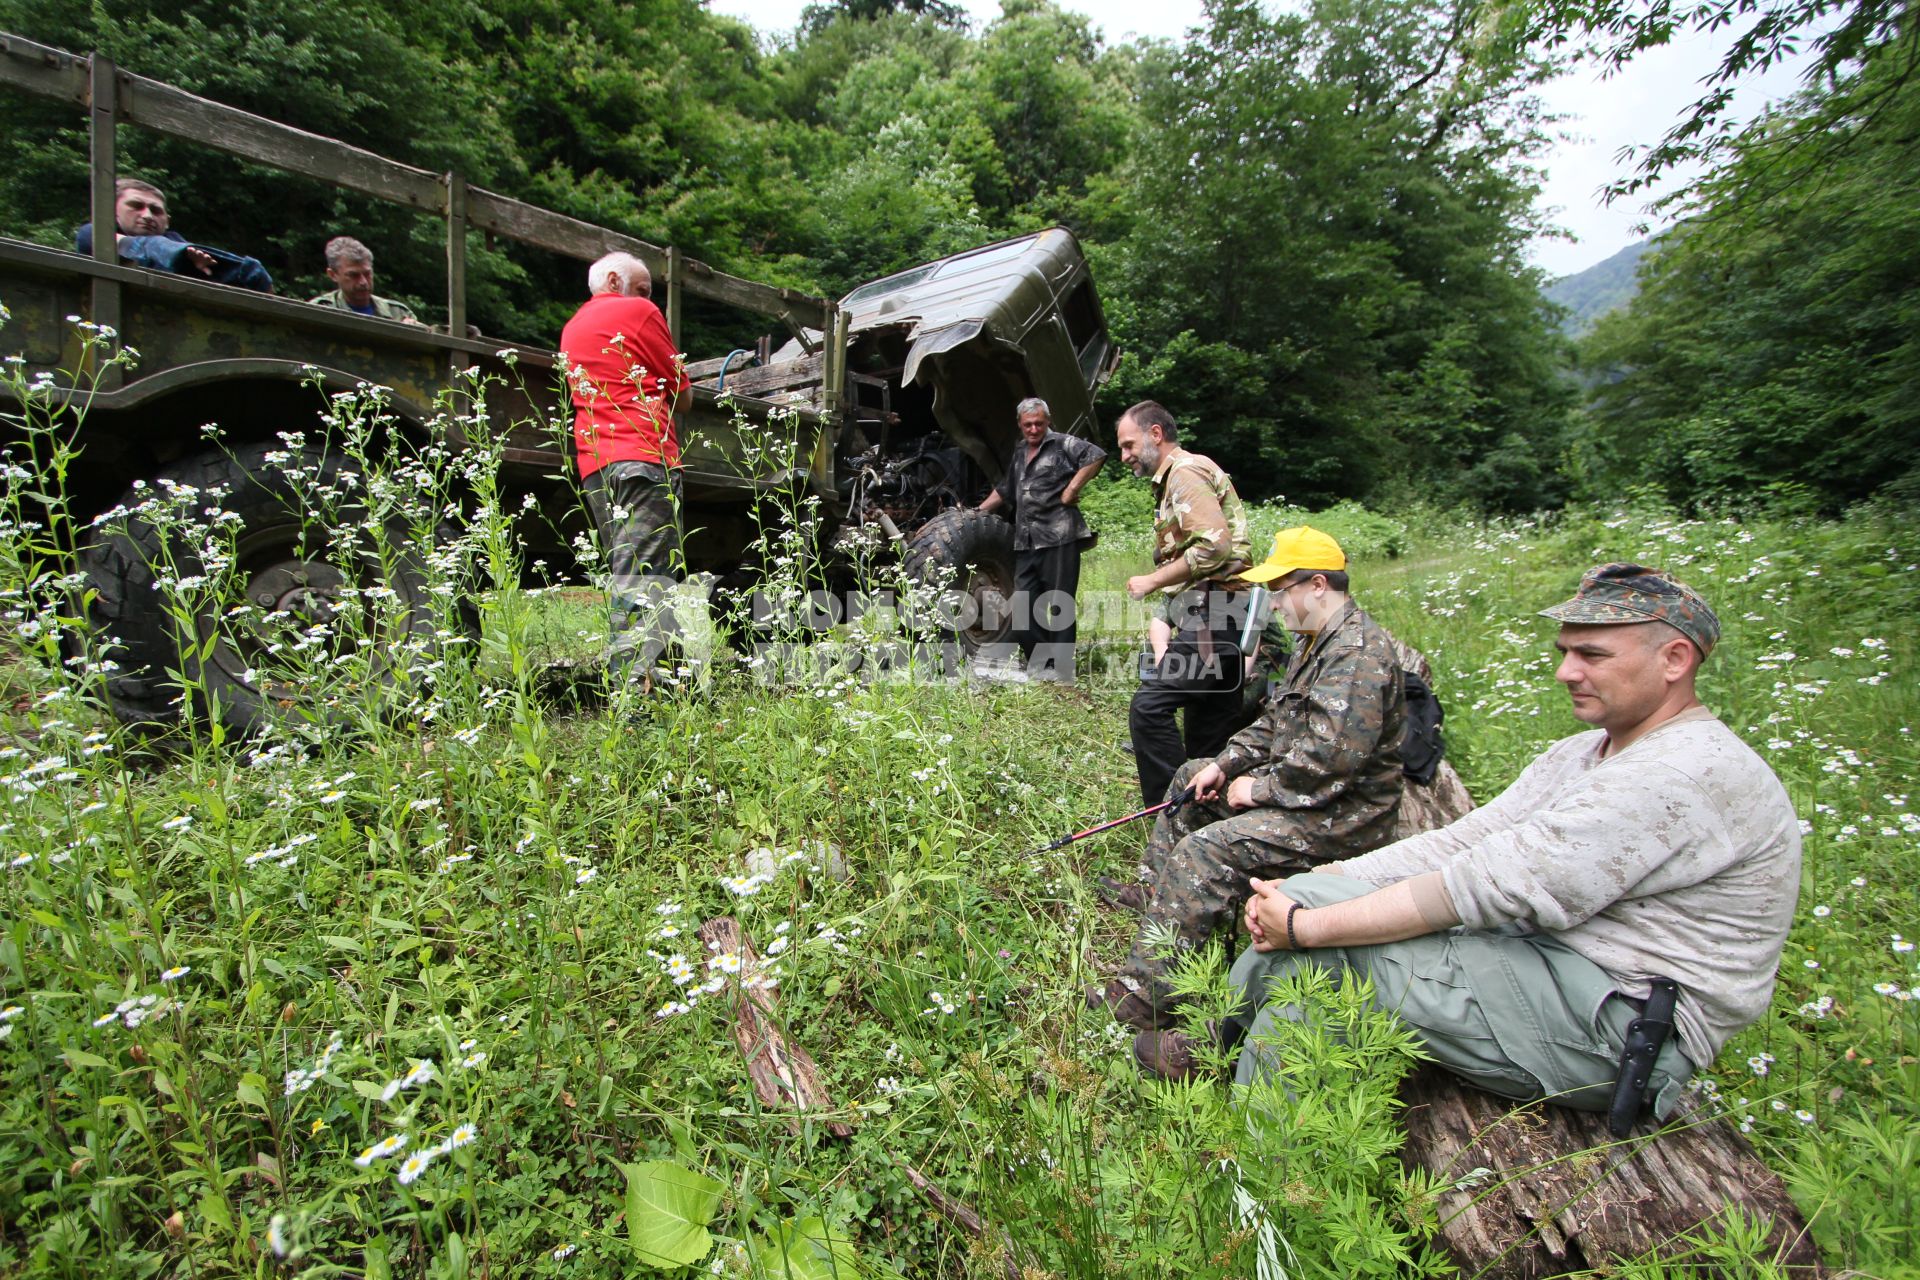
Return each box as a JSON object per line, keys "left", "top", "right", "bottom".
{"left": 1018, "top": 785, "right": 1196, "bottom": 858}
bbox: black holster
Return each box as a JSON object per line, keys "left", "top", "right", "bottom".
{"left": 1606, "top": 976, "right": 1679, "bottom": 1138}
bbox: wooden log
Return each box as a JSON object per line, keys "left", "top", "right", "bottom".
{"left": 695, "top": 915, "right": 851, "bottom": 1137}
{"left": 692, "top": 351, "right": 825, "bottom": 400}
{"left": 693, "top": 917, "right": 1015, "bottom": 1265}
{"left": 1400, "top": 1069, "right": 1824, "bottom": 1277}
{"left": 897, "top": 1162, "right": 987, "bottom": 1238}
{"left": 897, "top": 1162, "right": 1023, "bottom": 1280}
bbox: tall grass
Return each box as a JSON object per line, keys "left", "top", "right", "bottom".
{"left": 2, "top": 315, "right": 1916, "bottom": 1277}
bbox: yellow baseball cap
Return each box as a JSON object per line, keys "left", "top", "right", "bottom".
{"left": 1240, "top": 525, "right": 1346, "bottom": 584}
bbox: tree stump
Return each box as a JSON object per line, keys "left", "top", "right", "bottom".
{"left": 1400, "top": 1069, "right": 1824, "bottom": 1277}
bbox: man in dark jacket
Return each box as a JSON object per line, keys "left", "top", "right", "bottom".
{"left": 1092, "top": 526, "right": 1407, "bottom": 1029}
{"left": 75, "top": 178, "right": 273, "bottom": 293}
{"left": 976, "top": 397, "right": 1105, "bottom": 680}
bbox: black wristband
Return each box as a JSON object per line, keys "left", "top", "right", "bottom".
{"left": 1285, "top": 902, "right": 1303, "bottom": 950}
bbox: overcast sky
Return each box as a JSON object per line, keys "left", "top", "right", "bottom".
{"left": 707, "top": 0, "right": 1813, "bottom": 279}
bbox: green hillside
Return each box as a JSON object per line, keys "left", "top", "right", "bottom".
{"left": 1545, "top": 237, "right": 1650, "bottom": 333}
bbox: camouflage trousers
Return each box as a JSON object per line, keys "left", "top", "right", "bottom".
{"left": 1117, "top": 758, "right": 1344, "bottom": 1017}
{"left": 582, "top": 460, "right": 683, "bottom": 668}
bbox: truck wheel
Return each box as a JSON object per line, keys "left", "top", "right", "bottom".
{"left": 80, "top": 443, "right": 466, "bottom": 738}
{"left": 904, "top": 507, "right": 1016, "bottom": 654}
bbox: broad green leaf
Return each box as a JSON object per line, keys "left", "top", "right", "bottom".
{"left": 620, "top": 1160, "right": 724, "bottom": 1268}
{"left": 199, "top": 1189, "right": 233, "bottom": 1230}
{"left": 63, "top": 1048, "right": 110, "bottom": 1070}
{"left": 750, "top": 1217, "right": 861, "bottom": 1280}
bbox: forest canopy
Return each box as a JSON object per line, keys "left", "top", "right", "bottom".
{"left": 1, "top": 0, "right": 1913, "bottom": 515}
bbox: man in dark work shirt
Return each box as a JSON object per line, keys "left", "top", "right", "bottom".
{"left": 976, "top": 397, "right": 1106, "bottom": 681}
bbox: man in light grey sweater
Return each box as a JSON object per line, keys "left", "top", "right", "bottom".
{"left": 1136, "top": 563, "right": 1801, "bottom": 1126}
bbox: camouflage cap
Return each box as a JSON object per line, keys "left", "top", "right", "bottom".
{"left": 1539, "top": 562, "right": 1721, "bottom": 656}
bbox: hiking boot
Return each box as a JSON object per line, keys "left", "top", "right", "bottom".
{"left": 1134, "top": 1021, "right": 1231, "bottom": 1082}
{"left": 1133, "top": 1028, "right": 1199, "bottom": 1081}
{"left": 1094, "top": 876, "right": 1150, "bottom": 913}
{"left": 1085, "top": 978, "right": 1166, "bottom": 1031}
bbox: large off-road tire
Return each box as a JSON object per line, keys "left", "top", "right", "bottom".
{"left": 81, "top": 442, "right": 464, "bottom": 738}
{"left": 903, "top": 506, "right": 1016, "bottom": 654}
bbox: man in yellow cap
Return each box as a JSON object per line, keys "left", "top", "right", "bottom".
{"left": 1091, "top": 525, "right": 1409, "bottom": 1035}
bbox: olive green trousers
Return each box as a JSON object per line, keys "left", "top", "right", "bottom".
{"left": 1225, "top": 873, "right": 1694, "bottom": 1119}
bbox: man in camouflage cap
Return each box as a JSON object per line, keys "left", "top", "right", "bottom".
{"left": 1539, "top": 561, "right": 1721, "bottom": 656}
{"left": 1137, "top": 562, "right": 1800, "bottom": 1131}
{"left": 1092, "top": 526, "right": 1408, "bottom": 1031}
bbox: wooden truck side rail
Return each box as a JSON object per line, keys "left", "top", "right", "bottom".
{"left": 0, "top": 31, "right": 852, "bottom": 527}
{"left": 0, "top": 32, "right": 837, "bottom": 369}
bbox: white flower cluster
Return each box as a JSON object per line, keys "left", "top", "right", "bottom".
{"left": 457, "top": 1037, "right": 488, "bottom": 1070}
{"left": 376, "top": 1057, "right": 437, "bottom": 1102}
{"left": 393, "top": 1123, "right": 477, "bottom": 1185}
{"left": 246, "top": 831, "right": 318, "bottom": 870}
{"left": 284, "top": 1031, "right": 346, "bottom": 1096}
{"left": 93, "top": 991, "right": 177, "bottom": 1030}
{"left": 1797, "top": 995, "right": 1834, "bottom": 1020}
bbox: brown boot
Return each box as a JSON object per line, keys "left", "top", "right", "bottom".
{"left": 1085, "top": 978, "right": 1166, "bottom": 1031}
{"left": 1133, "top": 1028, "right": 1198, "bottom": 1081}
{"left": 1094, "top": 876, "right": 1150, "bottom": 913}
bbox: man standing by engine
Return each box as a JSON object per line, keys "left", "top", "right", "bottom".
{"left": 1116, "top": 401, "right": 1255, "bottom": 806}
{"left": 559, "top": 251, "right": 691, "bottom": 673}
{"left": 976, "top": 397, "right": 1106, "bottom": 681}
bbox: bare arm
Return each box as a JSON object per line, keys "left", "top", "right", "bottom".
{"left": 978, "top": 489, "right": 1006, "bottom": 515}
{"left": 1148, "top": 615, "right": 1171, "bottom": 663}
{"left": 1245, "top": 873, "right": 1458, "bottom": 951}
{"left": 1126, "top": 557, "right": 1195, "bottom": 600}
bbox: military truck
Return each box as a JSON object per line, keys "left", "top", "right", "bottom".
{"left": 0, "top": 33, "right": 1118, "bottom": 733}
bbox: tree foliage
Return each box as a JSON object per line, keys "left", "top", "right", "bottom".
{"left": 1574, "top": 25, "right": 1920, "bottom": 512}
{"left": 1528, "top": 0, "right": 1919, "bottom": 205}
{"left": 1102, "top": 0, "right": 1572, "bottom": 509}
{"left": 0, "top": 0, "right": 1587, "bottom": 510}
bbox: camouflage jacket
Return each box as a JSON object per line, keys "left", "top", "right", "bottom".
{"left": 1214, "top": 599, "right": 1407, "bottom": 850}
{"left": 309, "top": 289, "right": 418, "bottom": 323}
{"left": 1149, "top": 448, "right": 1252, "bottom": 584}
{"left": 991, "top": 430, "right": 1106, "bottom": 551}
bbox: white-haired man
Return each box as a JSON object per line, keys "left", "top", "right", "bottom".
{"left": 558, "top": 252, "right": 691, "bottom": 669}
{"left": 975, "top": 397, "right": 1106, "bottom": 679}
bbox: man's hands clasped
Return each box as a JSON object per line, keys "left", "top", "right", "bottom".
{"left": 1245, "top": 876, "right": 1303, "bottom": 952}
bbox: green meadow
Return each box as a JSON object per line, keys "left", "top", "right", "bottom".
{"left": 3, "top": 374, "right": 1918, "bottom": 1278}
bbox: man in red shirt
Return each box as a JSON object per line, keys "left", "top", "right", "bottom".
{"left": 558, "top": 251, "right": 691, "bottom": 669}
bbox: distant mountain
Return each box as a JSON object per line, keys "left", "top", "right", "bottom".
{"left": 1545, "top": 239, "right": 1651, "bottom": 335}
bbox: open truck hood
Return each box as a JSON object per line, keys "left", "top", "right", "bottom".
{"left": 834, "top": 227, "right": 1117, "bottom": 479}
